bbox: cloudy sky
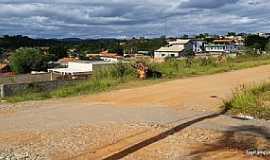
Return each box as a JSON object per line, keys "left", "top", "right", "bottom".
{"left": 0, "top": 0, "right": 269, "bottom": 38}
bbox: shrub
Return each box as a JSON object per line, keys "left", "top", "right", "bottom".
{"left": 10, "top": 47, "right": 49, "bottom": 74}
{"left": 225, "top": 84, "right": 270, "bottom": 120}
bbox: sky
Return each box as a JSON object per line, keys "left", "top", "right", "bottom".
{"left": 0, "top": 0, "right": 269, "bottom": 38}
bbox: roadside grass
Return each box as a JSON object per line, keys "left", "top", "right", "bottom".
{"left": 225, "top": 83, "right": 270, "bottom": 120}
{"left": 4, "top": 55, "right": 270, "bottom": 103}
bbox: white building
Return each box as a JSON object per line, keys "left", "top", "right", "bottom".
{"left": 154, "top": 39, "right": 193, "bottom": 58}
{"left": 258, "top": 32, "right": 270, "bottom": 38}
{"left": 48, "top": 61, "right": 115, "bottom": 79}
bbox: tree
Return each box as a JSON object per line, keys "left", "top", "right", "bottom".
{"left": 48, "top": 45, "right": 67, "bottom": 60}
{"left": 227, "top": 32, "right": 236, "bottom": 36}
{"left": 245, "top": 35, "right": 268, "bottom": 50}
{"left": 265, "top": 41, "right": 270, "bottom": 53}
{"left": 0, "top": 48, "right": 4, "bottom": 55}
{"left": 10, "top": 48, "right": 49, "bottom": 74}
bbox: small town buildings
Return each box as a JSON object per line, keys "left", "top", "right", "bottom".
{"left": 154, "top": 39, "right": 193, "bottom": 58}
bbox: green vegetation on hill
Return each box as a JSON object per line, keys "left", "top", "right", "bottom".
{"left": 4, "top": 55, "right": 270, "bottom": 103}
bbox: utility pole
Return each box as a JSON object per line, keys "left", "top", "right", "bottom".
{"left": 164, "top": 16, "right": 168, "bottom": 37}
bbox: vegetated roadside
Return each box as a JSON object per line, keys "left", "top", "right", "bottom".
{"left": 225, "top": 82, "right": 270, "bottom": 120}
{"left": 4, "top": 55, "right": 270, "bottom": 103}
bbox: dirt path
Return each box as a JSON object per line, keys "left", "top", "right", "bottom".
{"left": 1, "top": 65, "right": 270, "bottom": 160}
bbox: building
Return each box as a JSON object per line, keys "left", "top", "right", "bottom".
{"left": 258, "top": 32, "right": 270, "bottom": 38}
{"left": 193, "top": 40, "right": 205, "bottom": 53}
{"left": 48, "top": 61, "right": 115, "bottom": 80}
{"left": 204, "top": 39, "right": 242, "bottom": 54}
{"left": 154, "top": 39, "right": 193, "bottom": 58}
{"left": 99, "top": 50, "right": 123, "bottom": 62}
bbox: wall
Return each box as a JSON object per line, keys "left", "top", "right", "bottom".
{"left": 0, "top": 73, "right": 60, "bottom": 84}
{"left": 0, "top": 80, "right": 77, "bottom": 98}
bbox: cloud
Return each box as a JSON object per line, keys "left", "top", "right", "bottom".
{"left": 0, "top": 0, "right": 269, "bottom": 38}
{"left": 180, "top": 0, "right": 240, "bottom": 9}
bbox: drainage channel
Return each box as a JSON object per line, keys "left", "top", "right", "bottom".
{"left": 101, "top": 109, "right": 227, "bottom": 160}
{"left": 65, "top": 109, "right": 227, "bottom": 160}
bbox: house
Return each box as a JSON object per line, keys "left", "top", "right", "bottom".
{"left": 154, "top": 39, "right": 193, "bottom": 58}
{"left": 99, "top": 50, "right": 123, "bottom": 62}
{"left": 204, "top": 39, "right": 242, "bottom": 54}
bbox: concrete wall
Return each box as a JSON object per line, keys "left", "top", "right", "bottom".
{"left": 0, "top": 73, "right": 60, "bottom": 84}
{"left": 0, "top": 80, "right": 77, "bottom": 98}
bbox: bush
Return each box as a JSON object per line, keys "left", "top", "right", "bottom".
{"left": 93, "top": 62, "right": 136, "bottom": 81}
{"left": 10, "top": 47, "right": 49, "bottom": 74}
{"left": 225, "top": 84, "right": 270, "bottom": 120}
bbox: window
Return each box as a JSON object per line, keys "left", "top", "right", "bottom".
{"left": 171, "top": 54, "right": 175, "bottom": 57}
{"left": 161, "top": 54, "right": 166, "bottom": 57}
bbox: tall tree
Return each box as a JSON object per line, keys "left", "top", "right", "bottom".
{"left": 10, "top": 48, "right": 49, "bottom": 74}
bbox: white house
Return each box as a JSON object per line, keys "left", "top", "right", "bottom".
{"left": 154, "top": 39, "right": 193, "bottom": 58}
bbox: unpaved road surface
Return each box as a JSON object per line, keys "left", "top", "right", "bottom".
{"left": 1, "top": 65, "right": 270, "bottom": 160}
{"left": 80, "top": 64, "right": 270, "bottom": 112}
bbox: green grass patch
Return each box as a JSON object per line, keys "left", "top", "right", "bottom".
{"left": 225, "top": 83, "right": 270, "bottom": 120}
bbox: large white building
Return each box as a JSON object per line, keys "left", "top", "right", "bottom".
{"left": 154, "top": 39, "right": 193, "bottom": 58}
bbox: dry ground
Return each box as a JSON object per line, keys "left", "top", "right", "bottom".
{"left": 1, "top": 65, "right": 270, "bottom": 160}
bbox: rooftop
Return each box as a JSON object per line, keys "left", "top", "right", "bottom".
{"left": 156, "top": 45, "right": 184, "bottom": 52}
{"left": 168, "top": 39, "right": 191, "bottom": 45}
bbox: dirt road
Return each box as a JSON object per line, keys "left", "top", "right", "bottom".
{"left": 1, "top": 65, "right": 270, "bottom": 160}
{"left": 80, "top": 64, "right": 270, "bottom": 111}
